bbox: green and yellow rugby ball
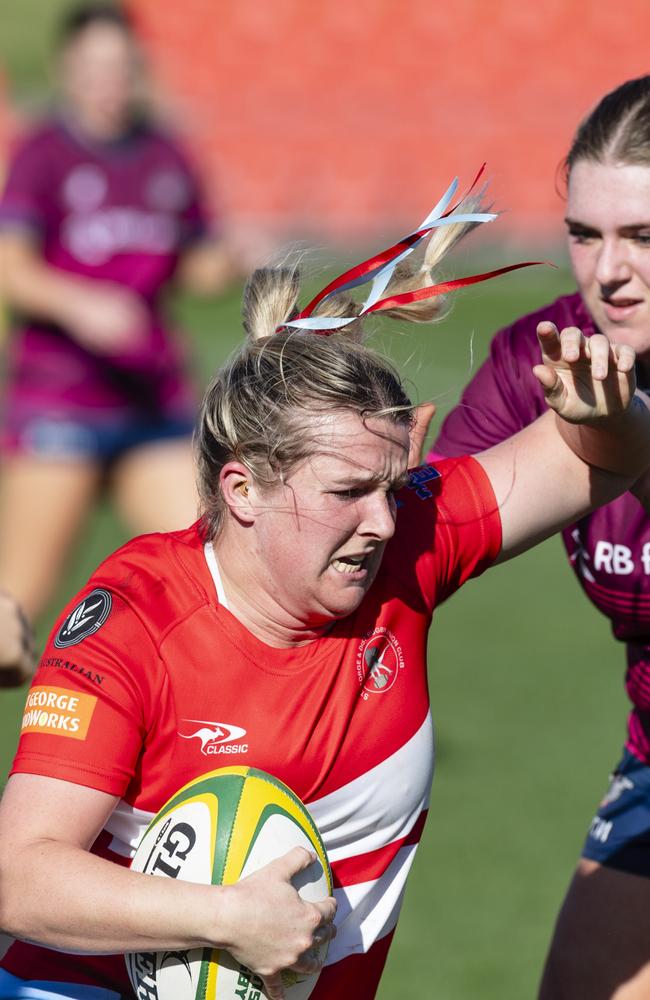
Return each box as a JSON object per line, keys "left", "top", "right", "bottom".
{"left": 126, "top": 766, "right": 332, "bottom": 1000}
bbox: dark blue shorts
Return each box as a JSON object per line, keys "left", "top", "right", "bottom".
{"left": 582, "top": 749, "right": 650, "bottom": 876}
{"left": 1, "top": 412, "right": 195, "bottom": 464}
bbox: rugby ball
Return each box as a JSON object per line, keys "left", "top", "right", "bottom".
{"left": 126, "top": 766, "right": 332, "bottom": 1000}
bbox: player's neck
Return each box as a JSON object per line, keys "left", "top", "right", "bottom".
{"left": 61, "top": 103, "right": 137, "bottom": 145}
{"left": 212, "top": 535, "right": 332, "bottom": 649}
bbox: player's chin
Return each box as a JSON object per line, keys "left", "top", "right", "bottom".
{"left": 321, "top": 576, "right": 372, "bottom": 618}
{"left": 593, "top": 302, "right": 650, "bottom": 347}
{"left": 327, "top": 588, "right": 368, "bottom": 618}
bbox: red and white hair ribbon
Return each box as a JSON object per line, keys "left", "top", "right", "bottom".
{"left": 282, "top": 167, "right": 549, "bottom": 333}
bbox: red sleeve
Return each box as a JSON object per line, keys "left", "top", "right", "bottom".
{"left": 430, "top": 321, "right": 546, "bottom": 458}
{"left": 392, "top": 457, "right": 502, "bottom": 612}
{"left": 0, "top": 131, "right": 49, "bottom": 235}
{"left": 10, "top": 586, "right": 161, "bottom": 797}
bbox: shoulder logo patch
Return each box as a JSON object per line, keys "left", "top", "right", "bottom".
{"left": 54, "top": 589, "right": 112, "bottom": 649}
{"left": 406, "top": 465, "right": 441, "bottom": 500}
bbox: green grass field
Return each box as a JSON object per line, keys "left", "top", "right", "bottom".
{"left": 0, "top": 4, "right": 632, "bottom": 996}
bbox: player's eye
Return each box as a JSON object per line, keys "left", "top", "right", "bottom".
{"left": 331, "top": 488, "right": 366, "bottom": 501}
{"left": 567, "top": 225, "right": 599, "bottom": 244}
{"left": 633, "top": 232, "right": 650, "bottom": 247}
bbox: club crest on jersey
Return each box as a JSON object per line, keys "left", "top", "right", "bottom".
{"left": 178, "top": 719, "right": 249, "bottom": 756}
{"left": 54, "top": 589, "right": 112, "bottom": 649}
{"left": 356, "top": 627, "right": 404, "bottom": 699}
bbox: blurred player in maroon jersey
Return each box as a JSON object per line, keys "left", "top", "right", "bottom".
{"left": 430, "top": 77, "right": 650, "bottom": 999}
{"left": 0, "top": 2, "right": 240, "bottom": 632}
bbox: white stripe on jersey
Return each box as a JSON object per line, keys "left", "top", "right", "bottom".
{"left": 327, "top": 842, "right": 417, "bottom": 965}
{"left": 308, "top": 711, "right": 434, "bottom": 862}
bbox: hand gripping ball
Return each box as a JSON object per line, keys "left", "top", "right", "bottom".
{"left": 126, "top": 766, "right": 332, "bottom": 1000}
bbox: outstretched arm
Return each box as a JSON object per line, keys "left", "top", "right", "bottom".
{"left": 0, "top": 232, "right": 149, "bottom": 354}
{"left": 476, "top": 322, "right": 650, "bottom": 561}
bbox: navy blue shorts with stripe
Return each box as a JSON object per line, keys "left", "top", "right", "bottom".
{"left": 582, "top": 749, "right": 650, "bottom": 876}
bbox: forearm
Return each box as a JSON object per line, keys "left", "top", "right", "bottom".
{"left": 556, "top": 392, "right": 650, "bottom": 479}
{"left": 0, "top": 245, "right": 87, "bottom": 330}
{"left": 0, "top": 840, "right": 226, "bottom": 954}
{"left": 479, "top": 410, "right": 643, "bottom": 562}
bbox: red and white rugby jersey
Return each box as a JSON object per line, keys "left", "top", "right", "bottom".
{"left": 4, "top": 456, "right": 501, "bottom": 999}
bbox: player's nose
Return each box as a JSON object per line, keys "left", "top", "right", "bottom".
{"left": 595, "top": 237, "right": 632, "bottom": 288}
{"left": 358, "top": 493, "right": 396, "bottom": 542}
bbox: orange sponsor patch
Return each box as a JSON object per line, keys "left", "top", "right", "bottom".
{"left": 21, "top": 685, "right": 97, "bottom": 741}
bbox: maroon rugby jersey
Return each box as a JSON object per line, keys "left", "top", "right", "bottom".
{"left": 430, "top": 292, "right": 650, "bottom": 762}
{"left": 4, "top": 457, "right": 501, "bottom": 998}
{"left": 0, "top": 116, "right": 213, "bottom": 418}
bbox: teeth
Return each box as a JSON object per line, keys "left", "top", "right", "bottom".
{"left": 332, "top": 558, "right": 364, "bottom": 574}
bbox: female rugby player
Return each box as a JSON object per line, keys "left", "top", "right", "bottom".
{"left": 430, "top": 77, "right": 650, "bottom": 999}
{"left": 0, "top": 189, "right": 648, "bottom": 999}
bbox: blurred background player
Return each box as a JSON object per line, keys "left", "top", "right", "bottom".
{"left": 429, "top": 76, "right": 650, "bottom": 1000}
{"left": 0, "top": 1, "right": 242, "bottom": 631}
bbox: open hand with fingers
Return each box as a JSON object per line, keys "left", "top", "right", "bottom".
{"left": 219, "top": 846, "right": 337, "bottom": 1000}
{"left": 533, "top": 321, "right": 637, "bottom": 425}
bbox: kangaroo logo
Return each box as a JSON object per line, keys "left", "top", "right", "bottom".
{"left": 178, "top": 719, "right": 248, "bottom": 756}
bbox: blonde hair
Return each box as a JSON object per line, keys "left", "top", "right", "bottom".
{"left": 196, "top": 198, "right": 485, "bottom": 538}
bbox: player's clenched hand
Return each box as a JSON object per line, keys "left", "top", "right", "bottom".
{"left": 533, "top": 321, "right": 637, "bottom": 425}
{"left": 217, "top": 846, "right": 337, "bottom": 1000}
{"left": 60, "top": 281, "right": 150, "bottom": 355}
{"left": 0, "top": 590, "right": 35, "bottom": 687}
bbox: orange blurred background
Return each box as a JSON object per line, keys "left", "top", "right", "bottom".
{"left": 129, "top": 0, "right": 650, "bottom": 244}
{"left": 2, "top": 0, "right": 650, "bottom": 245}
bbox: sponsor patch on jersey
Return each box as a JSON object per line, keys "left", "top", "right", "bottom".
{"left": 39, "top": 656, "right": 105, "bottom": 686}
{"left": 178, "top": 719, "right": 248, "bottom": 756}
{"left": 406, "top": 465, "right": 441, "bottom": 500}
{"left": 356, "top": 627, "right": 405, "bottom": 698}
{"left": 21, "top": 685, "right": 97, "bottom": 740}
{"left": 54, "top": 589, "right": 112, "bottom": 649}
